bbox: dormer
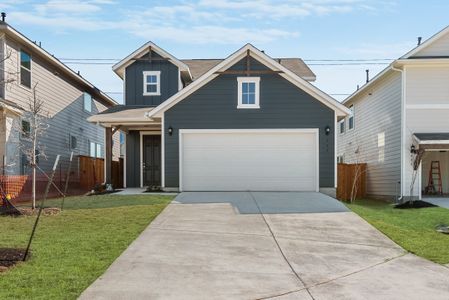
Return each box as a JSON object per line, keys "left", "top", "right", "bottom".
{"left": 113, "top": 42, "right": 192, "bottom": 106}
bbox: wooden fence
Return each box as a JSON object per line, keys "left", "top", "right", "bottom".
{"left": 337, "top": 163, "right": 367, "bottom": 201}
{"left": 79, "top": 156, "right": 123, "bottom": 190}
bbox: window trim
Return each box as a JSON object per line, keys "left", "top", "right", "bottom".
{"left": 237, "top": 77, "right": 260, "bottom": 109}
{"left": 143, "top": 71, "right": 161, "bottom": 96}
{"left": 348, "top": 105, "right": 355, "bottom": 130}
{"left": 19, "top": 49, "right": 32, "bottom": 89}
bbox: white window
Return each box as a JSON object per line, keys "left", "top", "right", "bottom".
{"left": 143, "top": 71, "right": 161, "bottom": 96}
{"left": 237, "top": 77, "right": 260, "bottom": 109}
{"left": 339, "top": 119, "right": 345, "bottom": 134}
{"left": 20, "top": 50, "right": 31, "bottom": 88}
{"left": 96, "top": 144, "right": 102, "bottom": 158}
{"left": 84, "top": 92, "right": 92, "bottom": 112}
{"left": 90, "top": 142, "right": 96, "bottom": 157}
{"left": 348, "top": 105, "right": 354, "bottom": 130}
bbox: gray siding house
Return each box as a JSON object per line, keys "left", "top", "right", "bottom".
{"left": 338, "top": 25, "right": 449, "bottom": 201}
{"left": 90, "top": 42, "right": 349, "bottom": 192}
{"left": 0, "top": 20, "right": 120, "bottom": 178}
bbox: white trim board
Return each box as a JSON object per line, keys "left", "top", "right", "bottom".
{"left": 139, "top": 131, "right": 162, "bottom": 188}
{"left": 147, "top": 44, "right": 350, "bottom": 119}
{"left": 178, "top": 128, "right": 320, "bottom": 192}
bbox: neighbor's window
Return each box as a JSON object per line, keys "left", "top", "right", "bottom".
{"left": 339, "top": 119, "right": 345, "bottom": 134}
{"left": 70, "top": 135, "right": 77, "bottom": 149}
{"left": 90, "top": 141, "right": 96, "bottom": 157}
{"left": 348, "top": 105, "right": 354, "bottom": 130}
{"left": 20, "top": 50, "right": 31, "bottom": 88}
{"left": 143, "top": 71, "right": 161, "bottom": 96}
{"left": 21, "top": 120, "right": 31, "bottom": 138}
{"left": 96, "top": 144, "right": 102, "bottom": 158}
{"left": 83, "top": 92, "right": 92, "bottom": 112}
{"left": 237, "top": 77, "right": 260, "bottom": 109}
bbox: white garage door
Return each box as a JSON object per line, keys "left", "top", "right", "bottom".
{"left": 179, "top": 129, "right": 319, "bottom": 191}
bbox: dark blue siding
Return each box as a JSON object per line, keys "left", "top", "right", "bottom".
{"left": 125, "top": 51, "right": 179, "bottom": 106}
{"left": 164, "top": 57, "right": 335, "bottom": 188}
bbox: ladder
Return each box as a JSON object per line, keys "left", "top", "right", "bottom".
{"left": 427, "top": 161, "right": 443, "bottom": 195}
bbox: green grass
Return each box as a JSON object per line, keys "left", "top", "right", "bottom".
{"left": 346, "top": 199, "right": 449, "bottom": 264}
{"left": 0, "top": 194, "right": 174, "bottom": 300}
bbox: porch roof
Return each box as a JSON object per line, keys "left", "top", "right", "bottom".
{"left": 414, "top": 133, "right": 449, "bottom": 149}
{"left": 87, "top": 106, "right": 156, "bottom": 126}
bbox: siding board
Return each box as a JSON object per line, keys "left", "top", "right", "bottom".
{"left": 125, "top": 50, "right": 179, "bottom": 106}
{"left": 2, "top": 36, "right": 120, "bottom": 175}
{"left": 165, "top": 58, "right": 335, "bottom": 188}
{"left": 338, "top": 71, "right": 402, "bottom": 198}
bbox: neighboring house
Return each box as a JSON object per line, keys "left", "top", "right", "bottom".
{"left": 89, "top": 42, "right": 349, "bottom": 192}
{"left": 338, "top": 25, "right": 449, "bottom": 201}
{"left": 0, "top": 20, "right": 120, "bottom": 178}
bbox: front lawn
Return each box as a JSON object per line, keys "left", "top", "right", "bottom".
{"left": 0, "top": 194, "right": 174, "bottom": 299}
{"left": 347, "top": 199, "right": 449, "bottom": 264}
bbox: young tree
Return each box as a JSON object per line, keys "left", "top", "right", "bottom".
{"left": 17, "top": 83, "right": 49, "bottom": 209}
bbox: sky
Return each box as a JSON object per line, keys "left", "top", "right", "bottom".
{"left": 1, "top": 0, "right": 449, "bottom": 103}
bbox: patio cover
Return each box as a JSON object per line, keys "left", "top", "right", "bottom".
{"left": 87, "top": 106, "right": 155, "bottom": 125}
{"left": 414, "top": 133, "right": 449, "bottom": 150}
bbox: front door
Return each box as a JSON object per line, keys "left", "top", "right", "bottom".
{"left": 143, "top": 135, "right": 161, "bottom": 187}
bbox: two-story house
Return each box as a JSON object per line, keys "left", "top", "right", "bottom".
{"left": 338, "top": 25, "right": 449, "bottom": 202}
{"left": 90, "top": 42, "right": 350, "bottom": 193}
{"left": 0, "top": 19, "right": 120, "bottom": 185}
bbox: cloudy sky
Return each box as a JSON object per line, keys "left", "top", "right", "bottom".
{"left": 2, "top": 0, "right": 448, "bottom": 103}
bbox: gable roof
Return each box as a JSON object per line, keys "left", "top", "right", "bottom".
{"left": 113, "top": 41, "right": 192, "bottom": 81}
{"left": 344, "top": 25, "right": 449, "bottom": 105}
{"left": 0, "top": 22, "right": 117, "bottom": 107}
{"left": 147, "top": 44, "right": 350, "bottom": 118}
{"left": 182, "top": 58, "right": 316, "bottom": 81}
{"left": 401, "top": 25, "right": 449, "bottom": 59}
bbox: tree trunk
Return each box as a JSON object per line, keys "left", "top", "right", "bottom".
{"left": 32, "top": 132, "right": 37, "bottom": 209}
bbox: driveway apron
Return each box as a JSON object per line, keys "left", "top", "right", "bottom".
{"left": 80, "top": 192, "right": 449, "bottom": 300}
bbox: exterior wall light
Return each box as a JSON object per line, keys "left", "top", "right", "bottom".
{"left": 325, "top": 126, "right": 331, "bottom": 135}
{"left": 168, "top": 126, "right": 173, "bottom": 136}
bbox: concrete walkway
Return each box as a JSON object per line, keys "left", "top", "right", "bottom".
{"left": 80, "top": 192, "right": 449, "bottom": 300}
{"left": 424, "top": 197, "right": 449, "bottom": 209}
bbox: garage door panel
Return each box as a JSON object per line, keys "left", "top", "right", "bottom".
{"left": 181, "top": 130, "right": 318, "bottom": 191}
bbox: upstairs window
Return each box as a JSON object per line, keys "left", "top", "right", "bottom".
{"left": 348, "top": 105, "right": 354, "bottom": 130}
{"left": 237, "top": 77, "right": 260, "bottom": 109}
{"left": 83, "top": 92, "right": 92, "bottom": 112}
{"left": 20, "top": 50, "right": 31, "bottom": 88}
{"left": 143, "top": 71, "right": 161, "bottom": 96}
{"left": 339, "top": 119, "right": 345, "bottom": 134}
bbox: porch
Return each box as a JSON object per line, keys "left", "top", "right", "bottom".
{"left": 413, "top": 133, "right": 449, "bottom": 200}
{"left": 87, "top": 106, "right": 162, "bottom": 189}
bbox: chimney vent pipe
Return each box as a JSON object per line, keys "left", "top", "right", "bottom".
{"left": 1, "top": 12, "right": 6, "bottom": 22}
{"left": 417, "top": 36, "right": 422, "bottom": 46}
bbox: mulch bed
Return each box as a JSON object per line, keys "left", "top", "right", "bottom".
{"left": 0, "top": 248, "right": 27, "bottom": 272}
{"left": 394, "top": 200, "right": 437, "bottom": 209}
{"left": 17, "top": 207, "right": 61, "bottom": 216}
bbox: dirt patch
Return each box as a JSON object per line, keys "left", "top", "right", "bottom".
{"left": 0, "top": 248, "right": 27, "bottom": 272}
{"left": 394, "top": 200, "right": 437, "bottom": 209}
{"left": 17, "top": 207, "right": 61, "bottom": 216}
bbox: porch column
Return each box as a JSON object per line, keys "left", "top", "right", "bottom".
{"left": 105, "top": 126, "right": 112, "bottom": 185}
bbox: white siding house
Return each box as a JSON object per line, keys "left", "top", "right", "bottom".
{"left": 339, "top": 25, "right": 449, "bottom": 201}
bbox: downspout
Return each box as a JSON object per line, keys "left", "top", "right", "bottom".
{"left": 391, "top": 65, "right": 404, "bottom": 202}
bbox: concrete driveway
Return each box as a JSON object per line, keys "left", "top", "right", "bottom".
{"left": 80, "top": 192, "right": 449, "bottom": 300}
